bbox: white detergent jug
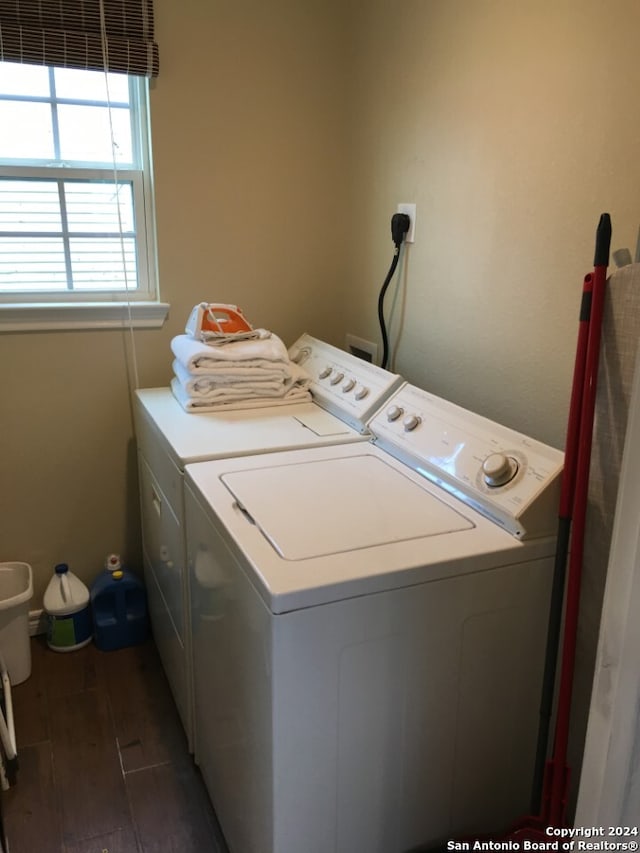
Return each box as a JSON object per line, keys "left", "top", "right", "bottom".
{"left": 43, "top": 564, "right": 92, "bottom": 652}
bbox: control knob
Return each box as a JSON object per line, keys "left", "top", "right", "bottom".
{"left": 354, "top": 385, "right": 369, "bottom": 400}
{"left": 482, "top": 453, "right": 518, "bottom": 487}
{"left": 330, "top": 371, "right": 344, "bottom": 386}
{"left": 319, "top": 366, "right": 332, "bottom": 379}
{"left": 342, "top": 378, "right": 356, "bottom": 393}
{"left": 387, "top": 405, "right": 404, "bottom": 421}
{"left": 403, "top": 414, "right": 421, "bottom": 432}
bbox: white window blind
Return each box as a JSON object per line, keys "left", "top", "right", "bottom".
{"left": 0, "top": 61, "right": 158, "bottom": 313}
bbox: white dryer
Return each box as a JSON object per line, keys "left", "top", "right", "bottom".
{"left": 185, "top": 382, "right": 564, "bottom": 853}
{"left": 134, "top": 334, "right": 402, "bottom": 747}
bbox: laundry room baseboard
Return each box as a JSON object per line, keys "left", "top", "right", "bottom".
{"left": 29, "top": 608, "right": 47, "bottom": 636}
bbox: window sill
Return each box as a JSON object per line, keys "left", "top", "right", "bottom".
{"left": 0, "top": 302, "right": 170, "bottom": 332}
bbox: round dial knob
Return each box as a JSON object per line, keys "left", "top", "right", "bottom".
{"left": 403, "top": 414, "right": 421, "bottom": 432}
{"left": 319, "top": 366, "right": 332, "bottom": 379}
{"left": 330, "top": 371, "right": 344, "bottom": 386}
{"left": 354, "top": 385, "right": 369, "bottom": 400}
{"left": 482, "top": 453, "right": 518, "bottom": 487}
{"left": 387, "top": 405, "right": 404, "bottom": 421}
{"left": 342, "top": 378, "right": 356, "bottom": 393}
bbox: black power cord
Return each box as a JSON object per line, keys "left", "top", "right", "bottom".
{"left": 377, "top": 212, "right": 411, "bottom": 369}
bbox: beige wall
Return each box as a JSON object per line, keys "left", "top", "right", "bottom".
{"left": 1, "top": 0, "right": 352, "bottom": 605}
{"left": 344, "top": 0, "right": 640, "bottom": 449}
{"left": 150, "top": 0, "right": 353, "bottom": 348}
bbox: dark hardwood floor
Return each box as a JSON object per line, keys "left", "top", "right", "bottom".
{"left": 3, "top": 636, "right": 229, "bottom": 853}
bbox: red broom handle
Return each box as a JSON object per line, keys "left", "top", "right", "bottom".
{"left": 531, "top": 272, "right": 593, "bottom": 813}
{"left": 559, "top": 274, "right": 594, "bottom": 517}
{"left": 547, "top": 213, "right": 611, "bottom": 824}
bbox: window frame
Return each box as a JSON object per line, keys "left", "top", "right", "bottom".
{"left": 0, "top": 64, "right": 165, "bottom": 330}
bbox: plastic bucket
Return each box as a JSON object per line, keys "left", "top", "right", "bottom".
{"left": 0, "top": 562, "right": 34, "bottom": 684}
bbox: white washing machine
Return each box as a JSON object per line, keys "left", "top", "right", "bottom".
{"left": 185, "top": 382, "right": 564, "bottom": 853}
{"left": 134, "top": 333, "right": 402, "bottom": 747}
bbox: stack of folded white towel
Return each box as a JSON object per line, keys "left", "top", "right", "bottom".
{"left": 170, "top": 330, "right": 312, "bottom": 412}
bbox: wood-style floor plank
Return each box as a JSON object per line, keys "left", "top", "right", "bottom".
{"left": 100, "top": 642, "right": 188, "bottom": 773}
{"left": 49, "top": 688, "right": 133, "bottom": 845}
{"left": 65, "top": 826, "right": 141, "bottom": 853}
{"left": 3, "top": 741, "right": 63, "bottom": 853}
{"left": 43, "top": 641, "right": 104, "bottom": 700}
{"left": 125, "top": 759, "right": 225, "bottom": 853}
{"left": 10, "top": 637, "right": 50, "bottom": 748}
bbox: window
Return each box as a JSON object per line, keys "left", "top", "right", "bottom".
{"left": 0, "top": 60, "right": 163, "bottom": 328}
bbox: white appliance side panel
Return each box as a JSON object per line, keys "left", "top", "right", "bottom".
{"left": 138, "top": 454, "right": 194, "bottom": 749}
{"left": 187, "top": 486, "right": 274, "bottom": 853}
{"left": 139, "top": 456, "right": 185, "bottom": 641}
{"left": 271, "top": 557, "right": 552, "bottom": 853}
{"left": 135, "top": 399, "right": 184, "bottom": 513}
{"left": 143, "top": 551, "right": 190, "bottom": 741}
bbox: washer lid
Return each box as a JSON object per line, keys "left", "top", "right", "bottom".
{"left": 221, "top": 453, "right": 474, "bottom": 560}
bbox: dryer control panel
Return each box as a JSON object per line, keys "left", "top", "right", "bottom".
{"left": 289, "top": 333, "right": 403, "bottom": 433}
{"left": 369, "top": 383, "right": 564, "bottom": 539}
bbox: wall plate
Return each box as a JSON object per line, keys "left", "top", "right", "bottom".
{"left": 396, "top": 203, "right": 416, "bottom": 243}
{"left": 346, "top": 334, "right": 378, "bottom": 363}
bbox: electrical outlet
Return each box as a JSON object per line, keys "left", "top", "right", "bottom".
{"left": 397, "top": 203, "right": 416, "bottom": 243}
{"left": 346, "top": 334, "right": 377, "bottom": 363}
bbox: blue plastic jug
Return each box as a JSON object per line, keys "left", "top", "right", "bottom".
{"left": 90, "top": 554, "right": 149, "bottom": 651}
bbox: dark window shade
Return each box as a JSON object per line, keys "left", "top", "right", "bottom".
{"left": 0, "top": 1, "right": 159, "bottom": 77}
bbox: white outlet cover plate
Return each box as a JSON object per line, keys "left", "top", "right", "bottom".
{"left": 397, "top": 203, "right": 416, "bottom": 243}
